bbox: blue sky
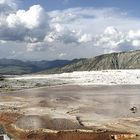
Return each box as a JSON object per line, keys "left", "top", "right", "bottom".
{"left": 0, "top": 0, "right": 140, "bottom": 60}
{"left": 20, "top": 0, "right": 139, "bottom": 16}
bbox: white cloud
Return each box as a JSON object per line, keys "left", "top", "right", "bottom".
{"left": 0, "top": 3, "right": 49, "bottom": 43}
{"left": 1, "top": 1, "right": 140, "bottom": 59}
{"left": 104, "top": 26, "right": 119, "bottom": 35}
{"left": 44, "top": 27, "right": 80, "bottom": 44}
{"left": 95, "top": 26, "right": 126, "bottom": 51}
{"left": 132, "top": 40, "right": 140, "bottom": 47}
{"left": 59, "top": 53, "right": 67, "bottom": 58}
{"left": 46, "top": 8, "right": 140, "bottom": 57}
{"left": 48, "top": 8, "right": 133, "bottom": 34}
{"left": 26, "top": 42, "right": 46, "bottom": 52}
{"left": 78, "top": 34, "right": 92, "bottom": 43}
{"left": 0, "top": 39, "right": 7, "bottom": 43}
{"left": 128, "top": 30, "right": 140, "bottom": 40}
{"left": 0, "top": 0, "right": 17, "bottom": 15}
{"left": 7, "top": 5, "right": 47, "bottom": 29}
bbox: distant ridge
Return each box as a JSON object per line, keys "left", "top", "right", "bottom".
{"left": 0, "top": 59, "right": 73, "bottom": 75}
{"left": 41, "top": 50, "right": 140, "bottom": 74}
{"left": 1, "top": 50, "right": 140, "bottom": 75}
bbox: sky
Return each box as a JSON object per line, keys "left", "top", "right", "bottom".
{"left": 0, "top": 0, "right": 140, "bottom": 60}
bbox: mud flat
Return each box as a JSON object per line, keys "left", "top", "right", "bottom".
{"left": 0, "top": 84, "right": 140, "bottom": 139}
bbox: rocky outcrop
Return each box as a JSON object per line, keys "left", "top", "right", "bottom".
{"left": 43, "top": 50, "right": 140, "bottom": 74}
{"left": 1, "top": 50, "right": 140, "bottom": 75}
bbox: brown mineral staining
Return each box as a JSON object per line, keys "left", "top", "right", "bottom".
{"left": 0, "top": 85, "right": 140, "bottom": 140}
{"left": 0, "top": 112, "right": 137, "bottom": 140}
